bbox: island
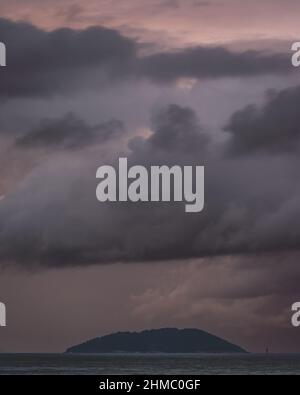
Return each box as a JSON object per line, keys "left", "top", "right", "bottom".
{"left": 66, "top": 328, "right": 247, "bottom": 354}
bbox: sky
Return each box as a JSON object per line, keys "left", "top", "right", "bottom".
{"left": 0, "top": 0, "right": 300, "bottom": 353}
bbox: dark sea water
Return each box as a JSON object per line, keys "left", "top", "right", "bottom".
{"left": 0, "top": 353, "right": 300, "bottom": 375}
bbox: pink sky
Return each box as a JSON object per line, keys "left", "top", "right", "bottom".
{"left": 0, "top": 0, "right": 299, "bottom": 47}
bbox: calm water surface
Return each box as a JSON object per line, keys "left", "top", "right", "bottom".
{"left": 0, "top": 353, "right": 299, "bottom": 375}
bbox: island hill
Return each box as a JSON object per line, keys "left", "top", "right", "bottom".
{"left": 66, "top": 328, "right": 247, "bottom": 354}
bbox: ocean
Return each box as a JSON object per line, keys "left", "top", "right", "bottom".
{"left": 0, "top": 353, "right": 299, "bottom": 375}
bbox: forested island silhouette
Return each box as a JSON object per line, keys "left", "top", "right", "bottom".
{"left": 66, "top": 328, "right": 247, "bottom": 354}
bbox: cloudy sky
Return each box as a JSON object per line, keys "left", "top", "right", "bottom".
{"left": 0, "top": 0, "right": 300, "bottom": 353}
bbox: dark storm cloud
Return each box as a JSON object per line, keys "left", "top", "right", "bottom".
{"left": 1, "top": 100, "right": 300, "bottom": 267}
{"left": 225, "top": 86, "right": 300, "bottom": 155}
{"left": 129, "top": 104, "right": 209, "bottom": 154}
{"left": 16, "top": 113, "right": 124, "bottom": 150}
{"left": 140, "top": 47, "right": 291, "bottom": 82}
{"left": 0, "top": 17, "right": 136, "bottom": 99}
{"left": 0, "top": 17, "right": 293, "bottom": 100}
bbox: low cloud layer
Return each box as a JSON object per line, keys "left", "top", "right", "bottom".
{"left": 16, "top": 113, "right": 124, "bottom": 150}
{"left": 140, "top": 47, "right": 290, "bottom": 82}
{"left": 0, "top": 18, "right": 293, "bottom": 100}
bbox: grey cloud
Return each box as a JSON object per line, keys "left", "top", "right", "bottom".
{"left": 140, "top": 47, "right": 291, "bottom": 82}
{"left": 225, "top": 86, "right": 300, "bottom": 155}
{"left": 15, "top": 112, "right": 124, "bottom": 150}
{"left": 0, "top": 18, "right": 136, "bottom": 99}
{"left": 129, "top": 104, "right": 209, "bottom": 155}
{"left": 1, "top": 103, "right": 300, "bottom": 267}
{"left": 0, "top": 18, "right": 293, "bottom": 100}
